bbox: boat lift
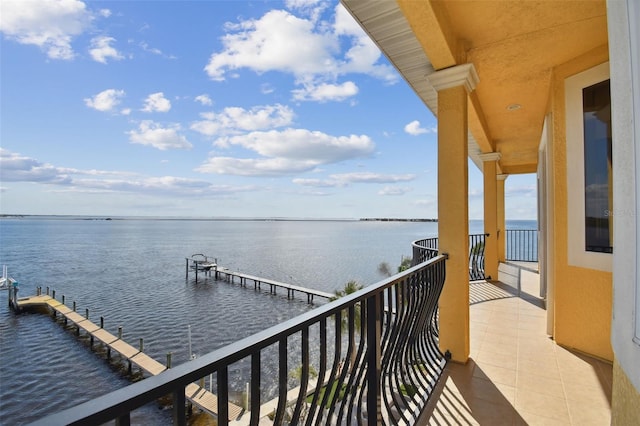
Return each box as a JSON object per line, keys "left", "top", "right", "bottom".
{"left": 185, "top": 254, "right": 217, "bottom": 281}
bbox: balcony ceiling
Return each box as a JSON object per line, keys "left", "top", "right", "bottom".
{"left": 341, "top": 0, "right": 608, "bottom": 175}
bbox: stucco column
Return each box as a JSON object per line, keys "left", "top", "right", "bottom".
{"left": 480, "top": 153, "right": 501, "bottom": 279}
{"left": 428, "top": 63, "right": 478, "bottom": 363}
{"left": 497, "top": 174, "right": 508, "bottom": 262}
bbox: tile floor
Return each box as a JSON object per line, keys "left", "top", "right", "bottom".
{"left": 418, "top": 277, "right": 612, "bottom": 425}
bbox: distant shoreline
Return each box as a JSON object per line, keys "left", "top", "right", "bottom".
{"left": 359, "top": 218, "right": 438, "bottom": 222}
{"left": 0, "top": 215, "right": 537, "bottom": 222}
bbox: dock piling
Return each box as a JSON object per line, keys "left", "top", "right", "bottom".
{"left": 166, "top": 353, "right": 172, "bottom": 369}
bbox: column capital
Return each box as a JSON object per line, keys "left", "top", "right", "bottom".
{"left": 497, "top": 174, "right": 509, "bottom": 181}
{"left": 427, "top": 63, "right": 479, "bottom": 93}
{"left": 479, "top": 152, "right": 502, "bottom": 162}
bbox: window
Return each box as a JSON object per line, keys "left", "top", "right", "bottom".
{"left": 565, "top": 62, "right": 612, "bottom": 272}
{"left": 582, "top": 79, "right": 612, "bottom": 253}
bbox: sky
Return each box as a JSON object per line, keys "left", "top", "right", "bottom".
{"left": 0, "top": 0, "right": 537, "bottom": 220}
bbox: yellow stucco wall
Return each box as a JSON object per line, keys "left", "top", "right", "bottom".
{"left": 437, "top": 84, "right": 470, "bottom": 363}
{"left": 549, "top": 44, "right": 613, "bottom": 361}
{"left": 612, "top": 358, "right": 640, "bottom": 425}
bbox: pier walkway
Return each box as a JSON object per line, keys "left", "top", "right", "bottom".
{"left": 185, "top": 255, "right": 333, "bottom": 303}
{"left": 215, "top": 268, "right": 334, "bottom": 303}
{"left": 12, "top": 293, "right": 244, "bottom": 421}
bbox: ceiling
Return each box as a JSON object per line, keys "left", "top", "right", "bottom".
{"left": 342, "top": 0, "right": 608, "bottom": 175}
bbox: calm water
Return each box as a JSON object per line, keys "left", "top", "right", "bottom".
{"left": 0, "top": 218, "right": 534, "bottom": 424}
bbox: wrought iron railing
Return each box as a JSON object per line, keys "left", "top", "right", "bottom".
{"left": 31, "top": 255, "right": 447, "bottom": 426}
{"left": 468, "top": 234, "right": 488, "bottom": 280}
{"left": 411, "top": 237, "right": 439, "bottom": 265}
{"left": 505, "top": 229, "right": 538, "bottom": 262}
{"left": 412, "top": 234, "right": 488, "bottom": 280}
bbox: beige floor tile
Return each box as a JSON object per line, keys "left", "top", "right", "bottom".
{"left": 567, "top": 398, "right": 611, "bottom": 426}
{"left": 481, "top": 335, "right": 518, "bottom": 351}
{"left": 421, "top": 275, "right": 611, "bottom": 426}
{"left": 558, "top": 365, "right": 606, "bottom": 390}
{"left": 517, "top": 349, "right": 558, "bottom": 366}
{"left": 514, "top": 389, "right": 570, "bottom": 422}
{"left": 479, "top": 339, "right": 518, "bottom": 357}
{"left": 516, "top": 358, "right": 560, "bottom": 380}
{"left": 488, "top": 325, "right": 519, "bottom": 338}
{"left": 465, "top": 398, "right": 518, "bottom": 425}
{"left": 472, "top": 363, "right": 517, "bottom": 387}
{"left": 455, "top": 377, "right": 515, "bottom": 406}
{"left": 476, "top": 348, "right": 518, "bottom": 370}
{"left": 516, "top": 372, "right": 565, "bottom": 398}
{"left": 562, "top": 380, "right": 611, "bottom": 408}
{"left": 516, "top": 409, "right": 571, "bottom": 425}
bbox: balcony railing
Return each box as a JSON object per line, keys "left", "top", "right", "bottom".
{"left": 31, "top": 255, "right": 447, "bottom": 426}
{"left": 412, "top": 234, "right": 488, "bottom": 281}
{"left": 505, "top": 229, "right": 538, "bottom": 262}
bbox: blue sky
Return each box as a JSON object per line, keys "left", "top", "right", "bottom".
{"left": 0, "top": 0, "right": 537, "bottom": 219}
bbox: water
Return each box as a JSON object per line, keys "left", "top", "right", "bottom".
{"left": 0, "top": 218, "right": 534, "bottom": 424}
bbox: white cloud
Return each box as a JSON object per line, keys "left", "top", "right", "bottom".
{"left": 292, "top": 178, "right": 346, "bottom": 188}
{"left": 292, "top": 172, "right": 416, "bottom": 188}
{"left": 139, "top": 41, "right": 176, "bottom": 59}
{"left": 414, "top": 199, "right": 436, "bottom": 208}
{"left": 0, "top": 148, "right": 70, "bottom": 183}
{"left": 205, "top": 10, "right": 337, "bottom": 81}
{"left": 139, "top": 41, "right": 161, "bottom": 55}
{"left": 505, "top": 185, "right": 537, "bottom": 198}
{"left": 195, "top": 94, "right": 213, "bottom": 106}
{"left": 203, "top": 6, "right": 396, "bottom": 99}
{"left": 198, "top": 129, "right": 374, "bottom": 176}
{"left": 191, "top": 104, "right": 294, "bottom": 137}
{"left": 215, "top": 129, "right": 373, "bottom": 163}
{"left": 98, "top": 9, "right": 111, "bottom": 18}
{"left": 127, "top": 121, "right": 192, "bottom": 150}
{"left": 261, "top": 83, "right": 275, "bottom": 94}
{"left": 0, "top": 149, "right": 257, "bottom": 198}
{"left": 142, "top": 92, "right": 171, "bottom": 113}
{"left": 0, "top": 0, "right": 93, "bottom": 60}
{"left": 84, "top": 89, "right": 125, "bottom": 112}
{"left": 292, "top": 81, "right": 358, "bottom": 102}
{"left": 334, "top": 5, "right": 396, "bottom": 82}
{"left": 196, "top": 157, "right": 319, "bottom": 176}
{"left": 378, "top": 186, "right": 411, "bottom": 196}
{"left": 329, "top": 172, "right": 416, "bottom": 184}
{"left": 284, "top": 0, "right": 328, "bottom": 22}
{"left": 89, "top": 36, "right": 123, "bottom": 63}
{"left": 404, "top": 120, "right": 436, "bottom": 136}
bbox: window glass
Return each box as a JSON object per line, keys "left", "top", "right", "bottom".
{"left": 582, "top": 79, "right": 612, "bottom": 253}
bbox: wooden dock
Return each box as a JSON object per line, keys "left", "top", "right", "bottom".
{"left": 12, "top": 292, "right": 244, "bottom": 421}
{"left": 185, "top": 254, "right": 333, "bottom": 303}
{"left": 214, "top": 268, "right": 334, "bottom": 303}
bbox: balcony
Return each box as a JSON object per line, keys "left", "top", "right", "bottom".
{"left": 418, "top": 275, "right": 612, "bottom": 425}
{"left": 30, "top": 235, "right": 611, "bottom": 425}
